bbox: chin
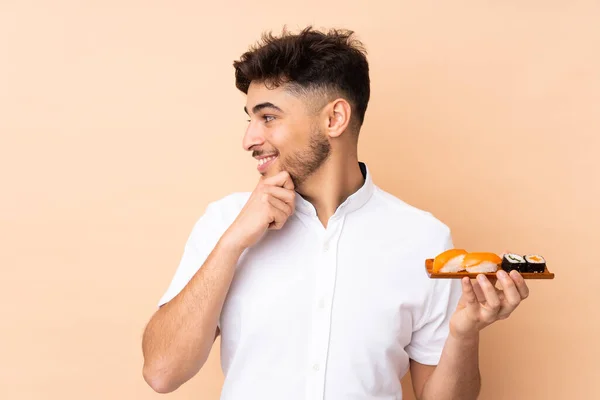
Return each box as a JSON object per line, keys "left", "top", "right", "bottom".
{"left": 260, "top": 163, "right": 281, "bottom": 178}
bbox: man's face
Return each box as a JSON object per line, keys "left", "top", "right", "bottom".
{"left": 243, "top": 81, "right": 331, "bottom": 187}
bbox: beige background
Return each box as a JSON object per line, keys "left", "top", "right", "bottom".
{"left": 1, "top": 1, "right": 599, "bottom": 399}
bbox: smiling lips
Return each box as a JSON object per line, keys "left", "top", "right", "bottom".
{"left": 256, "top": 154, "right": 278, "bottom": 172}
{"left": 258, "top": 155, "right": 276, "bottom": 166}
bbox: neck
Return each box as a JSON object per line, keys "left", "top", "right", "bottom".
{"left": 296, "top": 154, "right": 365, "bottom": 227}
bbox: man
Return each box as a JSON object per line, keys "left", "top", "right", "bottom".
{"left": 142, "top": 27, "right": 529, "bottom": 399}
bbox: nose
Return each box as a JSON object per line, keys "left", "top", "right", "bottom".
{"left": 242, "top": 120, "right": 265, "bottom": 151}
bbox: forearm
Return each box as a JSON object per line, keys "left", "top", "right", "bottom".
{"left": 420, "top": 333, "right": 481, "bottom": 400}
{"left": 142, "top": 234, "right": 245, "bottom": 393}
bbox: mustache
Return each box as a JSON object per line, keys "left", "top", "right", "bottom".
{"left": 252, "top": 149, "right": 278, "bottom": 158}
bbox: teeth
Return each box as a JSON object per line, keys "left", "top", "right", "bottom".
{"left": 258, "top": 156, "right": 276, "bottom": 166}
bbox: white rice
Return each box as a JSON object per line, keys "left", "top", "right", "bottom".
{"left": 466, "top": 261, "right": 498, "bottom": 273}
{"left": 505, "top": 253, "right": 526, "bottom": 263}
{"left": 525, "top": 254, "right": 545, "bottom": 264}
{"left": 441, "top": 254, "right": 466, "bottom": 272}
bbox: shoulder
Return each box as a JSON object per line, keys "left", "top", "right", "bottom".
{"left": 370, "top": 185, "right": 451, "bottom": 242}
{"left": 205, "top": 191, "right": 251, "bottom": 215}
{"left": 189, "top": 191, "right": 251, "bottom": 234}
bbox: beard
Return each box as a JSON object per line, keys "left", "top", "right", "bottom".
{"left": 282, "top": 126, "right": 331, "bottom": 188}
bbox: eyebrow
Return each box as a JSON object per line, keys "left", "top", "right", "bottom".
{"left": 244, "top": 102, "right": 284, "bottom": 115}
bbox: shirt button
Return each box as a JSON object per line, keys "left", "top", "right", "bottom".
{"left": 323, "top": 242, "right": 329, "bottom": 251}
{"left": 318, "top": 298, "right": 325, "bottom": 309}
{"left": 313, "top": 364, "right": 320, "bottom": 371}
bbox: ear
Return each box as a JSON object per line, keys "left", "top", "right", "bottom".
{"left": 325, "top": 98, "right": 352, "bottom": 138}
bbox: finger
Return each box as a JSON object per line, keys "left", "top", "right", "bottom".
{"left": 475, "top": 279, "right": 505, "bottom": 301}
{"left": 264, "top": 186, "right": 296, "bottom": 210}
{"left": 267, "top": 195, "right": 293, "bottom": 217}
{"left": 267, "top": 204, "right": 289, "bottom": 230}
{"left": 496, "top": 270, "right": 522, "bottom": 315}
{"left": 263, "top": 170, "right": 294, "bottom": 190}
{"left": 471, "top": 280, "right": 487, "bottom": 303}
{"left": 476, "top": 274, "right": 502, "bottom": 320}
{"left": 472, "top": 276, "right": 499, "bottom": 301}
{"left": 281, "top": 173, "right": 294, "bottom": 190}
{"left": 461, "top": 277, "right": 480, "bottom": 314}
{"left": 509, "top": 269, "right": 529, "bottom": 300}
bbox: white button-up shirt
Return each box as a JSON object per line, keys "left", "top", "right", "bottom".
{"left": 158, "top": 163, "right": 462, "bottom": 400}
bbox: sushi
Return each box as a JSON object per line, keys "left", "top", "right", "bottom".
{"left": 461, "top": 252, "right": 501, "bottom": 273}
{"left": 428, "top": 249, "right": 550, "bottom": 278}
{"left": 433, "top": 249, "right": 468, "bottom": 273}
{"left": 501, "top": 253, "right": 527, "bottom": 272}
{"left": 524, "top": 254, "right": 546, "bottom": 273}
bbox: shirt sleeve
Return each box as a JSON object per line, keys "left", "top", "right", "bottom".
{"left": 157, "top": 199, "right": 232, "bottom": 309}
{"left": 405, "top": 230, "right": 463, "bottom": 365}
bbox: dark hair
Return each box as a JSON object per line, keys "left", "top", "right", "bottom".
{"left": 233, "top": 26, "right": 370, "bottom": 129}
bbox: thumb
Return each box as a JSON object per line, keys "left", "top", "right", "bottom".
{"left": 264, "top": 170, "right": 295, "bottom": 190}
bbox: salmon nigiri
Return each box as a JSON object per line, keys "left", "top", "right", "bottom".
{"left": 433, "top": 249, "right": 468, "bottom": 273}
{"left": 461, "top": 252, "right": 501, "bottom": 273}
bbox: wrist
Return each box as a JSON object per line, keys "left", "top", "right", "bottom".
{"left": 449, "top": 325, "right": 480, "bottom": 343}
{"left": 449, "top": 329, "right": 480, "bottom": 344}
{"left": 219, "top": 229, "right": 248, "bottom": 256}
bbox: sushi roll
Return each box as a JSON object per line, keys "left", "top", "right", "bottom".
{"left": 524, "top": 254, "right": 546, "bottom": 273}
{"left": 501, "top": 253, "right": 527, "bottom": 272}
{"left": 461, "top": 252, "right": 501, "bottom": 273}
{"left": 433, "top": 249, "right": 468, "bottom": 273}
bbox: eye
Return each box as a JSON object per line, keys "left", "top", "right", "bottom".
{"left": 263, "top": 115, "right": 275, "bottom": 123}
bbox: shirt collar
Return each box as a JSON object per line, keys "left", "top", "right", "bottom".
{"left": 294, "top": 162, "right": 375, "bottom": 218}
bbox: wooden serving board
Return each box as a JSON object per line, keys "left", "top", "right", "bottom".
{"left": 425, "top": 259, "right": 555, "bottom": 279}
